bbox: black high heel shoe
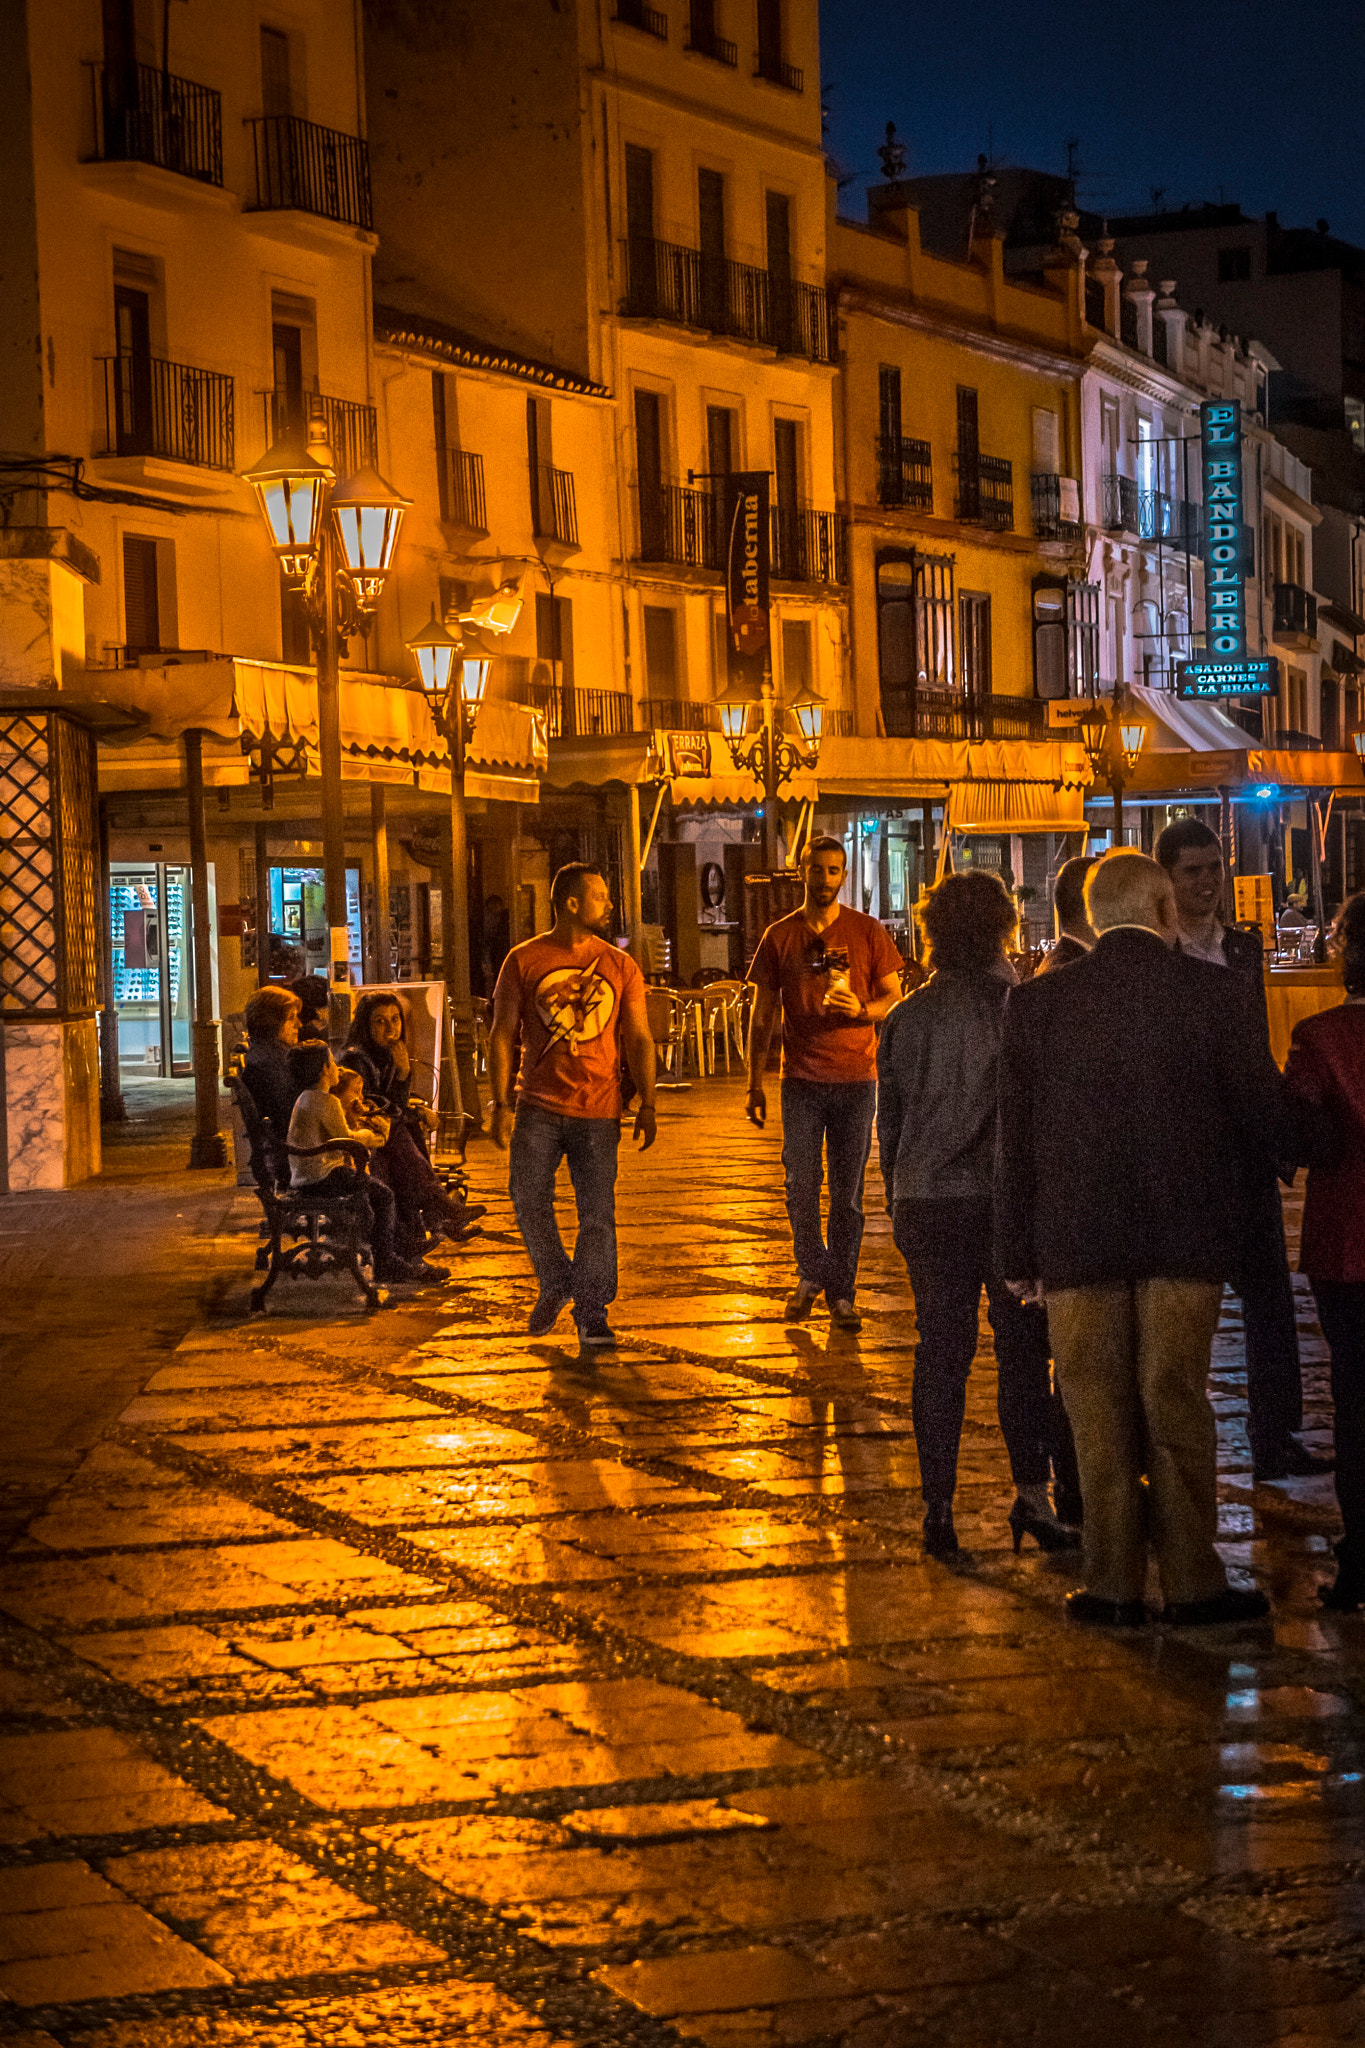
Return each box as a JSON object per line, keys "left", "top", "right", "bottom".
{"left": 1008, "top": 1497, "right": 1082, "bottom": 1555}
{"left": 922, "top": 1500, "right": 959, "bottom": 1558}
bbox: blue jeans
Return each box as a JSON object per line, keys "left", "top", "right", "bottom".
{"left": 509, "top": 1104, "right": 619, "bottom": 1321}
{"left": 780, "top": 1077, "right": 877, "bottom": 1305}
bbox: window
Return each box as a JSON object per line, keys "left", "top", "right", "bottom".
{"left": 876, "top": 550, "right": 954, "bottom": 735}
{"left": 698, "top": 168, "right": 726, "bottom": 328}
{"left": 1032, "top": 578, "right": 1098, "bottom": 700}
{"left": 1031, "top": 407, "right": 1060, "bottom": 475}
{"left": 955, "top": 386, "right": 980, "bottom": 520}
{"left": 634, "top": 388, "right": 663, "bottom": 494}
{"left": 781, "top": 617, "right": 812, "bottom": 695}
{"left": 112, "top": 282, "right": 152, "bottom": 454}
{"left": 625, "top": 144, "right": 655, "bottom": 244}
{"left": 1291, "top": 527, "right": 1306, "bottom": 588}
{"left": 527, "top": 394, "right": 553, "bottom": 536}
{"left": 765, "top": 189, "right": 792, "bottom": 279}
{"left": 706, "top": 404, "right": 734, "bottom": 483}
{"left": 1218, "top": 246, "right": 1252, "bottom": 282}
{"left": 260, "top": 26, "right": 292, "bottom": 117}
{"left": 536, "top": 594, "right": 575, "bottom": 689}
{"left": 756, "top": 0, "right": 784, "bottom": 77}
{"left": 643, "top": 605, "right": 679, "bottom": 691}
{"left": 1346, "top": 397, "right": 1365, "bottom": 453}
{"left": 773, "top": 417, "right": 801, "bottom": 577}
{"left": 879, "top": 365, "right": 902, "bottom": 449}
{"left": 959, "top": 593, "right": 991, "bottom": 705}
{"left": 123, "top": 535, "right": 161, "bottom": 655}
{"left": 432, "top": 371, "right": 449, "bottom": 520}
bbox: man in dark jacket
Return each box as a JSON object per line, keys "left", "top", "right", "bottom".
{"left": 1155, "top": 817, "right": 1327, "bottom": 1482}
{"left": 996, "top": 851, "right": 1282, "bottom": 1628}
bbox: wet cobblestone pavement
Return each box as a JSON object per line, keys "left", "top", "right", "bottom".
{"left": 2, "top": 1076, "right": 1363, "bottom": 2044}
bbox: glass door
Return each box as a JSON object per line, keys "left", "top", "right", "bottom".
{"left": 110, "top": 862, "right": 194, "bottom": 1076}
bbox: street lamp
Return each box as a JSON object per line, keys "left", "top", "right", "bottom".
{"left": 719, "top": 677, "right": 824, "bottom": 870}
{"left": 407, "top": 587, "right": 520, "bottom": 1124}
{"left": 241, "top": 404, "right": 411, "bottom": 993}
{"left": 1079, "top": 689, "right": 1147, "bottom": 846}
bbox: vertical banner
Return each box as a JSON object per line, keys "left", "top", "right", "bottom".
{"left": 724, "top": 471, "right": 771, "bottom": 692}
{"left": 1200, "top": 398, "right": 1246, "bottom": 659}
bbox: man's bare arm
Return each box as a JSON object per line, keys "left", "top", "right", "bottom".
{"left": 746, "top": 985, "right": 779, "bottom": 1127}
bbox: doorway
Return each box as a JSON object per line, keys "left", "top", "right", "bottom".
{"left": 110, "top": 863, "right": 195, "bottom": 1076}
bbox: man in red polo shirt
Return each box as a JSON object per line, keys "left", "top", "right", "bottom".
{"left": 746, "top": 836, "right": 904, "bottom": 1329}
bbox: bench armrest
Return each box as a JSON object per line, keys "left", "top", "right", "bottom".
{"left": 285, "top": 1139, "right": 372, "bottom": 1173}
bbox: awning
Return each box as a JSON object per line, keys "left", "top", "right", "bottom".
{"left": 946, "top": 780, "right": 1089, "bottom": 835}
{"left": 813, "top": 733, "right": 1092, "bottom": 805}
{"left": 1119, "top": 685, "right": 1365, "bottom": 797}
{"left": 84, "top": 657, "right": 546, "bottom": 801}
{"left": 1248, "top": 747, "right": 1365, "bottom": 792}
{"left": 542, "top": 729, "right": 818, "bottom": 808}
{"left": 1328, "top": 640, "right": 1365, "bottom": 677}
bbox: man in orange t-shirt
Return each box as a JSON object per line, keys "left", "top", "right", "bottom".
{"left": 747, "top": 836, "right": 904, "bottom": 1329}
{"left": 489, "top": 864, "right": 656, "bottom": 1349}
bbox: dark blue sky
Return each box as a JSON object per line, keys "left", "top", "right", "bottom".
{"left": 820, "top": 0, "right": 1365, "bottom": 248}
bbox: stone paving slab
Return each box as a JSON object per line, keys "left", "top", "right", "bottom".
{"left": 0, "top": 1078, "right": 1361, "bottom": 2044}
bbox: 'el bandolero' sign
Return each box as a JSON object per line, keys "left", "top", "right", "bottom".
{"left": 1177, "top": 399, "right": 1280, "bottom": 702}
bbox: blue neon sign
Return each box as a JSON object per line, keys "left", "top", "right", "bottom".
{"left": 1201, "top": 399, "right": 1246, "bottom": 658}
{"left": 1178, "top": 655, "right": 1279, "bottom": 700}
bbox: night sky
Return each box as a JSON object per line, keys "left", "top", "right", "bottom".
{"left": 820, "top": 0, "right": 1365, "bottom": 249}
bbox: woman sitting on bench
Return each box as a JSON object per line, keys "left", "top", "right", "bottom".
{"left": 286, "top": 1042, "right": 432, "bottom": 1288}
{"left": 343, "top": 994, "right": 484, "bottom": 1258}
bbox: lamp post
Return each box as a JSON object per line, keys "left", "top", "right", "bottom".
{"left": 718, "top": 677, "right": 824, "bottom": 871}
{"left": 242, "top": 407, "right": 410, "bottom": 1002}
{"left": 408, "top": 584, "right": 522, "bottom": 1127}
{"left": 1079, "top": 690, "right": 1147, "bottom": 848}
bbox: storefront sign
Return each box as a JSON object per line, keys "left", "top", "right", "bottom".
{"left": 1200, "top": 399, "right": 1248, "bottom": 660}
{"left": 1177, "top": 656, "right": 1279, "bottom": 700}
{"left": 667, "top": 730, "right": 710, "bottom": 778}
{"left": 724, "top": 471, "right": 771, "bottom": 689}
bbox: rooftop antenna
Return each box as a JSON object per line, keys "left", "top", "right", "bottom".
{"left": 1151, "top": 185, "right": 1167, "bottom": 213}
{"left": 877, "top": 121, "right": 906, "bottom": 181}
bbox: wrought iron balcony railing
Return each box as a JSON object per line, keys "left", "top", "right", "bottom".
{"left": 642, "top": 698, "right": 718, "bottom": 731}
{"left": 881, "top": 690, "right": 1049, "bottom": 743}
{"left": 531, "top": 464, "right": 579, "bottom": 547}
{"left": 1030, "top": 472, "right": 1079, "bottom": 540}
{"left": 1101, "top": 474, "right": 1202, "bottom": 553}
{"left": 1101, "top": 472, "right": 1139, "bottom": 533}
{"left": 100, "top": 354, "right": 234, "bottom": 468}
{"left": 514, "top": 681, "right": 633, "bottom": 738}
{"left": 263, "top": 391, "right": 378, "bottom": 477}
{"left": 245, "top": 115, "right": 372, "bottom": 229}
{"left": 620, "top": 238, "right": 833, "bottom": 360}
{"left": 613, "top": 0, "right": 668, "bottom": 34}
{"left": 755, "top": 53, "right": 803, "bottom": 90}
{"left": 684, "top": 25, "right": 737, "bottom": 62}
{"left": 876, "top": 435, "right": 933, "bottom": 511}
{"left": 86, "top": 60, "right": 222, "bottom": 185}
{"left": 636, "top": 483, "right": 723, "bottom": 569}
{"left": 1274, "top": 581, "right": 1318, "bottom": 640}
{"left": 443, "top": 448, "right": 487, "bottom": 531}
{"left": 770, "top": 508, "right": 848, "bottom": 584}
{"left": 957, "top": 452, "right": 1013, "bottom": 529}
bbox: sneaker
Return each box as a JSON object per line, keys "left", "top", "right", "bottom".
{"left": 576, "top": 1317, "right": 617, "bottom": 1351}
{"left": 828, "top": 1297, "right": 863, "bottom": 1331}
{"left": 784, "top": 1280, "right": 821, "bottom": 1322}
{"left": 1162, "top": 1588, "right": 1270, "bottom": 1627}
{"left": 528, "top": 1289, "right": 571, "bottom": 1337}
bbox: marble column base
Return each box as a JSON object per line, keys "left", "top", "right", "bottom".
{"left": 5, "top": 1018, "right": 101, "bottom": 1190}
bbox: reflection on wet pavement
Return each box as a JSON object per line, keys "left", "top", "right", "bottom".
{"left": 1, "top": 1076, "right": 1362, "bottom": 2044}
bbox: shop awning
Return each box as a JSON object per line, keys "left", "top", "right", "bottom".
{"left": 543, "top": 729, "right": 818, "bottom": 808}
{"left": 1119, "top": 685, "right": 1365, "bottom": 797}
{"left": 84, "top": 658, "right": 546, "bottom": 801}
{"left": 813, "top": 733, "right": 1091, "bottom": 807}
{"left": 946, "top": 780, "right": 1089, "bottom": 834}
{"left": 1248, "top": 747, "right": 1365, "bottom": 791}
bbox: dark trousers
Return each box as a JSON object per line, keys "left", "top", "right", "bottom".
{"left": 371, "top": 1122, "right": 445, "bottom": 1258}
{"left": 509, "top": 1104, "right": 620, "bottom": 1321}
{"left": 308, "top": 1167, "right": 398, "bottom": 1277}
{"left": 893, "top": 1197, "right": 1054, "bottom": 1502}
{"left": 780, "top": 1078, "right": 877, "bottom": 1305}
{"left": 1237, "top": 1176, "right": 1304, "bottom": 1462}
{"left": 1312, "top": 1281, "right": 1365, "bottom": 1565}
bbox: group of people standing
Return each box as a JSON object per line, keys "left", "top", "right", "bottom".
{"left": 487, "top": 829, "right": 1365, "bottom": 1627}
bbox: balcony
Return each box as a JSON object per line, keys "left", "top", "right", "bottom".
{"left": 755, "top": 52, "right": 803, "bottom": 90}
{"left": 620, "top": 238, "right": 833, "bottom": 360}
{"left": 514, "top": 681, "right": 633, "bottom": 738}
{"left": 642, "top": 697, "right": 717, "bottom": 731}
{"left": 532, "top": 464, "right": 579, "bottom": 548}
{"left": 684, "top": 24, "right": 737, "bottom": 61}
{"left": 957, "top": 453, "right": 1013, "bottom": 530}
{"left": 86, "top": 61, "right": 222, "bottom": 186}
{"left": 442, "top": 448, "right": 487, "bottom": 531}
{"left": 882, "top": 690, "right": 1049, "bottom": 743}
{"left": 1100, "top": 475, "right": 1202, "bottom": 552}
{"left": 246, "top": 115, "right": 372, "bottom": 230}
{"left": 1030, "top": 472, "right": 1079, "bottom": 540}
{"left": 771, "top": 507, "right": 847, "bottom": 584}
{"left": 613, "top": 0, "right": 668, "bottom": 34}
{"left": 100, "top": 354, "right": 234, "bottom": 469}
{"left": 263, "top": 392, "right": 377, "bottom": 477}
{"left": 637, "top": 483, "right": 723, "bottom": 570}
{"left": 876, "top": 436, "right": 933, "bottom": 511}
{"left": 1274, "top": 581, "right": 1318, "bottom": 644}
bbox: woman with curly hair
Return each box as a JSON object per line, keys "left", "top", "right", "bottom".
{"left": 344, "top": 993, "right": 484, "bottom": 1259}
{"left": 1283, "top": 892, "right": 1365, "bottom": 1609}
{"left": 876, "top": 869, "right": 1076, "bottom": 1560}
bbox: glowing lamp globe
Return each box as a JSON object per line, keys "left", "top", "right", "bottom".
{"left": 715, "top": 680, "right": 755, "bottom": 745}
{"left": 1354, "top": 729, "right": 1365, "bottom": 763}
{"left": 330, "top": 466, "right": 411, "bottom": 602}
{"left": 1119, "top": 718, "right": 1146, "bottom": 772}
{"left": 790, "top": 685, "right": 826, "bottom": 749}
{"left": 461, "top": 658, "right": 490, "bottom": 711}
{"left": 407, "top": 607, "right": 462, "bottom": 705}
{"left": 241, "top": 428, "right": 335, "bottom": 581}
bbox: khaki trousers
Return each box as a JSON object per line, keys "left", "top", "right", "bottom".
{"left": 1048, "top": 1278, "right": 1227, "bottom": 1606}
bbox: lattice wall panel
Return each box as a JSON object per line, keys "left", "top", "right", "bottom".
{"left": 0, "top": 715, "right": 59, "bottom": 1010}
{"left": 0, "top": 712, "right": 101, "bottom": 1016}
